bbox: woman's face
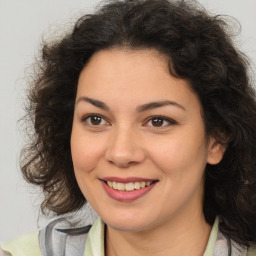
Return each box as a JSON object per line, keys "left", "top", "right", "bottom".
{"left": 71, "top": 49, "right": 224, "bottom": 232}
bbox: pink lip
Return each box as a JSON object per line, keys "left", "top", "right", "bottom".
{"left": 100, "top": 179, "right": 157, "bottom": 202}
{"left": 101, "top": 176, "right": 156, "bottom": 183}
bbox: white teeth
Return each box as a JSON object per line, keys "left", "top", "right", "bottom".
{"left": 112, "top": 181, "right": 117, "bottom": 190}
{"left": 125, "top": 182, "right": 134, "bottom": 191}
{"left": 117, "top": 183, "right": 125, "bottom": 191}
{"left": 140, "top": 181, "right": 146, "bottom": 188}
{"left": 134, "top": 182, "right": 140, "bottom": 189}
{"left": 106, "top": 181, "right": 154, "bottom": 191}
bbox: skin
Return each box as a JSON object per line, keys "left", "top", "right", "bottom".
{"left": 71, "top": 48, "right": 225, "bottom": 256}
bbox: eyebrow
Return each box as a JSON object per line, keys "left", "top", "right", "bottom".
{"left": 136, "top": 100, "right": 186, "bottom": 112}
{"left": 76, "top": 97, "right": 185, "bottom": 112}
{"left": 76, "top": 97, "right": 110, "bottom": 111}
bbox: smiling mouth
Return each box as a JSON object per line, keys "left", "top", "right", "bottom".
{"left": 104, "top": 180, "right": 157, "bottom": 192}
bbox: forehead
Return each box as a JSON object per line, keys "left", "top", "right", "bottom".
{"left": 80, "top": 48, "right": 170, "bottom": 82}
{"left": 76, "top": 48, "right": 201, "bottom": 112}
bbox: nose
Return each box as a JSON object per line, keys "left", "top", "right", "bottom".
{"left": 105, "top": 126, "right": 146, "bottom": 167}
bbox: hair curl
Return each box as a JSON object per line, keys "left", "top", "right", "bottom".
{"left": 21, "top": 0, "right": 256, "bottom": 246}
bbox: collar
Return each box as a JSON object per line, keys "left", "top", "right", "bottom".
{"left": 84, "top": 217, "right": 225, "bottom": 256}
{"left": 84, "top": 218, "right": 105, "bottom": 256}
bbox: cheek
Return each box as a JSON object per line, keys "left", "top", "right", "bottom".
{"left": 71, "top": 130, "right": 106, "bottom": 173}
{"left": 147, "top": 132, "right": 208, "bottom": 177}
{"left": 70, "top": 130, "right": 104, "bottom": 201}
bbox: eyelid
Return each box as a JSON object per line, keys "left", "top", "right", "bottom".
{"left": 80, "top": 114, "right": 177, "bottom": 128}
{"left": 143, "top": 115, "right": 177, "bottom": 127}
{"left": 81, "top": 113, "right": 111, "bottom": 126}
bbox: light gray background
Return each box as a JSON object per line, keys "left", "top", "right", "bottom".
{"left": 0, "top": 0, "right": 255, "bottom": 243}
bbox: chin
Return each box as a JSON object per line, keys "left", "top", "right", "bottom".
{"left": 101, "top": 212, "right": 155, "bottom": 232}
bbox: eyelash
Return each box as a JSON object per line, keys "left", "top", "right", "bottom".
{"left": 144, "top": 115, "right": 177, "bottom": 128}
{"left": 81, "top": 114, "right": 177, "bottom": 128}
{"left": 81, "top": 114, "right": 110, "bottom": 126}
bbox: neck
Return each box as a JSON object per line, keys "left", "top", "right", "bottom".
{"left": 105, "top": 212, "right": 211, "bottom": 256}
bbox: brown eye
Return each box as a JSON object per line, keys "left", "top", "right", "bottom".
{"left": 151, "top": 118, "right": 164, "bottom": 127}
{"left": 145, "top": 116, "right": 177, "bottom": 128}
{"left": 82, "top": 114, "right": 109, "bottom": 126}
{"left": 90, "top": 116, "right": 102, "bottom": 125}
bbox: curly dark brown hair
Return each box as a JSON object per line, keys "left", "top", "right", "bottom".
{"left": 21, "top": 0, "right": 256, "bottom": 246}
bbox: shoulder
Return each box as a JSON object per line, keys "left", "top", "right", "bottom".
{"left": 210, "top": 217, "right": 256, "bottom": 256}
{"left": 38, "top": 216, "right": 94, "bottom": 255}
{"left": 0, "top": 231, "right": 41, "bottom": 256}
{"left": 248, "top": 245, "right": 256, "bottom": 256}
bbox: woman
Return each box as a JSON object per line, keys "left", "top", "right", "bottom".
{"left": 1, "top": 0, "right": 256, "bottom": 255}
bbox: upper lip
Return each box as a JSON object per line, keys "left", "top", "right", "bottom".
{"left": 100, "top": 177, "right": 158, "bottom": 183}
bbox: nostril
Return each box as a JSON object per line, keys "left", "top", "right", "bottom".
{"left": 105, "top": 147, "right": 146, "bottom": 167}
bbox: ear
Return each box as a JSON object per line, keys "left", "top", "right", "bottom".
{"left": 207, "top": 136, "right": 226, "bottom": 165}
